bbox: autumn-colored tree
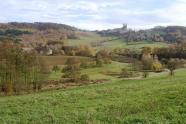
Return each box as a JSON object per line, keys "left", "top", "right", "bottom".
{"left": 76, "top": 45, "right": 95, "bottom": 57}
{"left": 141, "top": 47, "right": 153, "bottom": 71}
{"left": 0, "top": 42, "right": 44, "bottom": 94}
{"left": 152, "top": 55, "right": 163, "bottom": 72}
{"left": 142, "top": 47, "right": 152, "bottom": 55}
{"left": 62, "top": 58, "right": 81, "bottom": 82}
{"left": 96, "top": 49, "right": 111, "bottom": 66}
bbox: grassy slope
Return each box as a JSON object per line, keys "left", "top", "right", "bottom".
{"left": 81, "top": 61, "right": 128, "bottom": 80}
{"left": 99, "top": 40, "right": 169, "bottom": 51}
{"left": 66, "top": 32, "right": 169, "bottom": 51}
{"left": 66, "top": 32, "right": 109, "bottom": 46}
{"left": 0, "top": 69, "right": 185, "bottom": 123}
{"left": 125, "top": 41, "right": 169, "bottom": 49}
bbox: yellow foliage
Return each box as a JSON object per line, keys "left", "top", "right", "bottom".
{"left": 152, "top": 61, "right": 163, "bottom": 72}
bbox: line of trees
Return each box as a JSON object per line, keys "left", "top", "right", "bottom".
{"left": 154, "top": 43, "right": 186, "bottom": 59}
{"left": 141, "top": 47, "right": 185, "bottom": 77}
{"left": 112, "top": 43, "right": 186, "bottom": 60}
{"left": 0, "top": 42, "right": 44, "bottom": 95}
{"left": 112, "top": 46, "right": 186, "bottom": 78}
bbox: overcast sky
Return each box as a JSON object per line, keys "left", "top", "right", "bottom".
{"left": 0, "top": 0, "right": 186, "bottom": 30}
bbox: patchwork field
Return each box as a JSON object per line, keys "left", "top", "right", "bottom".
{"left": 0, "top": 69, "right": 185, "bottom": 123}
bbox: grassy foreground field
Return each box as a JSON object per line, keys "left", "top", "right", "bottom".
{"left": 0, "top": 69, "right": 186, "bottom": 123}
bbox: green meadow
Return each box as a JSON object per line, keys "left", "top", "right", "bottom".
{"left": 0, "top": 69, "right": 185, "bottom": 124}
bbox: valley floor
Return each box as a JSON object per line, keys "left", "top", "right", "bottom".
{"left": 0, "top": 69, "right": 186, "bottom": 123}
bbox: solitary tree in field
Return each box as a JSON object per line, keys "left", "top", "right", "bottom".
{"left": 167, "top": 59, "right": 178, "bottom": 76}
{"left": 141, "top": 47, "right": 153, "bottom": 71}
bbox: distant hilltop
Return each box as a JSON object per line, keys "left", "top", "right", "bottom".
{"left": 0, "top": 22, "right": 78, "bottom": 31}
{"left": 1, "top": 22, "right": 186, "bottom": 44}
{"left": 97, "top": 25, "right": 186, "bottom": 43}
{"left": 0, "top": 22, "right": 80, "bottom": 49}
{"left": 97, "top": 24, "right": 128, "bottom": 36}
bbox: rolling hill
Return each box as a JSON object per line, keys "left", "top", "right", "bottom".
{"left": 0, "top": 22, "right": 177, "bottom": 53}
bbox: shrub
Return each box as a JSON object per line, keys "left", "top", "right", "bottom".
{"left": 143, "top": 71, "right": 149, "bottom": 78}
{"left": 120, "top": 68, "right": 139, "bottom": 78}
{"left": 161, "top": 58, "right": 168, "bottom": 65}
{"left": 96, "top": 58, "right": 104, "bottom": 67}
{"left": 80, "top": 74, "right": 90, "bottom": 81}
{"left": 104, "top": 58, "right": 112, "bottom": 64}
{"left": 96, "top": 49, "right": 110, "bottom": 58}
{"left": 69, "top": 50, "right": 76, "bottom": 56}
{"left": 95, "top": 49, "right": 111, "bottom": 66}
{"left": 76, "top": 45, "right": 95, "bottom": 57}
{"left": 152, "top": 61, "right": 163, "bottom": 72}
{"left": 60, "top": 50, "right": 65, "bottom": 55}
{"left": 52, "top": 65, "right": 60, "bottom": 72}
